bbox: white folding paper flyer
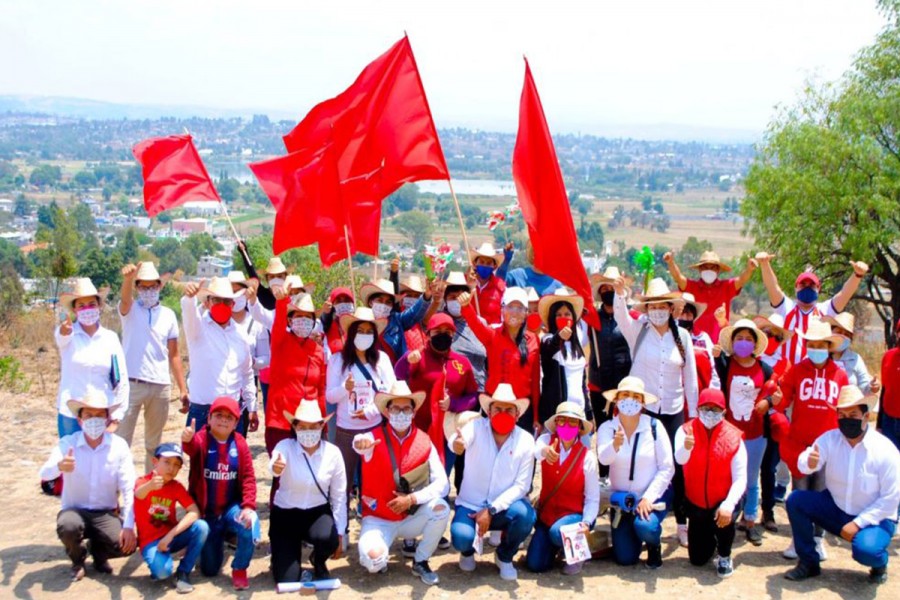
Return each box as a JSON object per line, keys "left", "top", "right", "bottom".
{"left": 559, "top": 523, "right": 592, "bottom": 565}
{"left": 352, "top": 380, "right": 374, "bottom": 411}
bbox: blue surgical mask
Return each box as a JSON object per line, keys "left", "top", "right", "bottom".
{"left": 807, "top": 348, "right": 829, "bottom": 365}
{"left": 475, "top": 265, "right": 495, "bottom": 280}
{"left": 836, "top": 336, "right": 851, "bottom": 353}
{"left": 797, "top": 287, "right": 819, "bottom": 304}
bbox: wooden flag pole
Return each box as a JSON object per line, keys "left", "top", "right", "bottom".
{"left": 218, "top": 200, "right": 242, "bottom": 244}
{"left": 447, "top": 179, "right": 481, "bottom": 315}
{"left": 344, "top": 225, "right": 359, "bottom": 304}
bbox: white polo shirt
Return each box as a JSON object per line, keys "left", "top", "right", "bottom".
{"left": 55, "top": 322, "right": 129, "bottom": 420}
{"left": 119, "top": 300, "right": 179, "bottom": 385}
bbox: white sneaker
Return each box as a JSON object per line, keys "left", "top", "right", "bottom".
{"left": 782, "top": 541, "right": 797, "bottom": 559}
{"left": 815, "top": 537, "right": 828, "bottom": 561}
{"left": 488, "top": 531, "right": 502, "bottom": 547}
{"left": 677, "top": 524, "right": 689, "bottom": 548}
{"left": 495, "top": 555, "right": 517, "bottom": 581}
{"left": 459, "top": 554, "right": 476, "bottom": 572}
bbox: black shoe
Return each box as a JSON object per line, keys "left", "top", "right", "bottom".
{"left": 438, "top": 536, "right": 451, "bottom": 550}
{"left": 785, "top": 562, "right": 821, "bottom": 581}
{"left": 93, "top": 559, "right": 113, "bottom": 574}
{"left": 313, "top": 565, "right": 331, "bottom": 581}
{"left": 774, "top": 484, "right": 787, "bottom": 504}
{"left": 868, "top": 566, "right": 888, "bottom": 584}
{"left": 645, "top": 544, "right": 662, "bottom": 570}
{"left": 401, "top": 539, "right": 418, "bottom": 558}
{"left": 746, "top": 525, "right": 763, "bottom": 547}
{"left": 763, "top": 510, "right": 778, "bottom": 533}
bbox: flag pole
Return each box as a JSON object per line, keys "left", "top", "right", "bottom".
{"left": 218, "top": 201, "right": 242, "bottom": 243}
{"left": 447, "top": 179, "right": 481, "bottom": 315}
{"left": 344, "top": 225, "right": 359, "bottom": 304}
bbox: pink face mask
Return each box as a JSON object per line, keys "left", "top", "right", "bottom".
{"left": 556, "top": 424, "right": 580, "bottom": 442}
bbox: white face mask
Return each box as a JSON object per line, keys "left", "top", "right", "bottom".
{"left": 232, "top": 295, "right": 247, "bottom": 313}
{"left": 372, "top": 303, "right": 393, "bottom": 319}
{"left": 401, "top": 296, "right": 418, "bottom": 310}
{"left": 617, "top": 399, "right": 643, "bottom": 417}
{"left": 446, "top": 300, "right": 462, "bottom": 317}
{"left": 699, "top": 409, "right": 725, "bottom": 429}
{"left": 76, "top": 307, "right": 101, "bottom": 327}
{"left": 647, "top": 308, "right": 669, "bottom": 326}
{"left": 137, "top": 288, "right": 160, "bottom": 307}
{"left": 334, "top": 302, "right": 355, "bottom": 317}
{"left": 81, "top": 417, "right": 107, "bottom": 439}
{"left": 268, "top": 277, "right": 285, "bottom": 288}
{"left": 296, "top": 428, "right": 322, "bottom": 449}
{"left": 389, "top": 412, "right": 414, "bottom": 431}
{"left": 290, "top": 316, "right": 315, "bottom": 338}
{"left": 700, "top": 269, "right": 718, "bottom": 285}
{"left": 354, "top": 333, "right": 375, "bottom": 351}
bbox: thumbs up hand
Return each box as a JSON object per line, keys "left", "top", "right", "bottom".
{"left": 613, "top": 425, "right": 626, "bottom": 452}
{"left": 808, "top": 443, "right": 820, "bottom": 470}
{"left": 182, "top": 418, "right": 196, "bottom": 444}
{"left": 150, "top": 471, "right": 165, "bottom": 490}
{"left": 544, "top": 438, "right": 560, "bottom": 464}
{"left": 684, "top": 424, "right": 695, "bottom": 451}
{"left": 59, "top": 448, "right": 76, "bottom": 473}
{"left": 452, "top": 428, "right": 466, "bottom": 454}
{"left": 272, "top": 452, "right": 287, "bottom": 476}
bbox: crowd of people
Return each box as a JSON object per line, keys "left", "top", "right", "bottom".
{"left": 39, "top": 242, "right": 900, "bottom": 593}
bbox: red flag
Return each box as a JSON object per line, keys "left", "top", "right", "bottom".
{"left": 132, "top": 134, "right": 219, "bottom": 217}
{"left": 512, "top": 60, "right": 600, "bottom": 329}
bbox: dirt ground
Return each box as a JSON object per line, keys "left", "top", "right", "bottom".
{"left": 1, "top": 321, "right": 897, "bottom": 600}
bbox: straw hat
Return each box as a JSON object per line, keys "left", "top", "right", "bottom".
{"left": 197, "top": 276, "right": 246, "bottom": 301}
{"left": 338, "top": 306, "right": 387, "bottom": 334}
{"left": 287, "top": 292, "right": 316, "bottom": 315}
{"left": 502, "top": 287, "right": 529, "bottom": 307}
{"left": 468, "top": 242, "right": 502, "bottom": 268}
{"left": 66, "top": 387, "right": 121, "bottom": 417}
{"left": 680, "top": 292, "right": 707, "bottom": 319}
{"left": 602, "top": 375, "right": 659, "bottom": 405}
{"left": 689, "top": 251, "right": 732, "bottom": 272}
{"left": 752, "top": 314, "right": 794, "bottom": 341}
{"left": 634, "top": 278, "right": 684, "bottom": 311}
{"left": 589, "top": 266, "right": 633, "bottom": 289}
{"left": 822, "top": 312, "right": 855, "bottom": 337}
{"left": 227, "top": 271, "right": 249, "bottom": 288}
{"left": 443, "top": 410, "right": 480, "bottom": 442}
{"left": 538, "top": 286, "right": 585, "bottom": 327}
{"left": 543, "top": 401, "right": 594, "bottom": 435}
{"left": 283, "top": 399, "right": 333, "bottom": 425}
{"left": 835, "top": 385, "right": 868, "bottom": 410}
{"left": 284, "top": 274, "right": 314, "bottom": 294}
{"left": 718, "top": 318, "right": 769, "bottom": 357}
{"left": 798, "top": 318, "right": 843, "bottom": 350}
{"left": 60, "top": 278, "right": 108, "bottom": 311}
{"left": 360, "top": 278, "right": 397, "bottom": 305}
{"left": 399, "top": 275, "right": 425, "bottom": 295}
{"left": 135, "top": 262, "right": 162, "bottom": 283}
{"left": 265, "top": 256, "right": 288, "bottom": 276}
{"left": 478, "top": 383, "right": 530, "bottom": 415}
{"left": 375, "top": 380, "right": 427, "bottom": 416}
{"left": 525, "top": 287, "right": 540, "bottom": 304}
{"left": 444, "top": 271, "right": 471, "bottom": 290}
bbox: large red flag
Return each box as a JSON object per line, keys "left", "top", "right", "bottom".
{"left": 132, "top": 134, "right": 219, "bottom": 217}
{"left": 512, "top": 60, "right": 600, "bottom": 329}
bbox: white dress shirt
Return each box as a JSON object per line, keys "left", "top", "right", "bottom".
{"left": 614, "top": 293, "right": 699, "bottom": 416}
{"left": 39, "top": 432, "right": 136, "bottom": 528}
{"left": 450, "top": 418, "right": 535, "bottom": 513}
{"left": 534, "top": 433, "right": 601, "bottom": 524}
{"left": 675, "top": 425, "right": 747, "bottom": 514}
{"left": 269, "top": 439, "right": 348, "bottom": 533}
{"left": 55, "top": 322, "right": 129, "bottom": 420}
{"left": 325, "top": 352, "right": 396, "bottom": 430}
{"left": 597, "top": 415, "right": 675, "bottom": 504}
{"left": 234, "top": 313, "right": 270, "bottom": 375}
{"left": 354, "top": 428, "right": 450, "bottom": 506}
{"left": 799, "top": 427, "right": 900, "bottom": 528}
{"left": 119, "top": 300, "right": 179, "bottom": 385}
{"left": 247, "top": 299, "right": 275, "bottom": 332}
{"left": 180, "top": 296, "right": 256, "bottom": 411}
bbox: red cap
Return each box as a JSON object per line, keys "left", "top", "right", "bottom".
{"left": 329, "top": 287, "right": 354, "bottom": 303}
{"left": 698, "top": 388, "right": 726, "bottom": 410}
{"left": 426, "top": 313, "right": 456, "bottom": 333}
{"left": 209, "top": 396, "right": 241, "bottom": 420}
{"left": 795, "top": 272, "right": 820, "bottom": 288}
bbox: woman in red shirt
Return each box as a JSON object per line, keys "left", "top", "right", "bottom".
{"left": 457, "top": 286, "right": 541, "bottom": 433}
{"left": 878, "top": 318, "right": 900, "bottom": 452}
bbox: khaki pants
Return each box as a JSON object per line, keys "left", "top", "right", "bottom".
{"left": 117, "top": 380, "right": 170, "bottom": 472}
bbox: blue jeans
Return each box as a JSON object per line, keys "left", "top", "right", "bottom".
{"left": 187, "top": 403, "right": 211, "bottom": 433}
{"left": 141, "top": 520, "right": 210, "bottom": 579}
{"left": 741, "top": 436, "right": 767, "bottom": 521}
{"left": 610, "top": 509, "right": 667, "bottom": 566}
{"left": 786, "top": 489, "right": 896, "bottom": 568}
{"left": 58, "top": 414, "right": 80, "bottom": 438}
{"left": 451, "top": 499, "right": 536, "bottom": 563}
{"left": 260, "top": 382, "right": 269, "bottom": 413}
{"left": 881, "top": 413, "right": 900, "bottom": 453}
{"left": 525, "top": 513, "right": 584, "bottom": 572}
{"left": 200, "top": 505, "right": 257, "bottom": 575}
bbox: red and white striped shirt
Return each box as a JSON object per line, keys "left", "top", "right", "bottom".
{"left": 774, "top": 297, "right": 837, "bottom": 365}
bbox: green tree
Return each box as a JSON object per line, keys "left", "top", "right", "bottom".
{"left": 72, "top": 170, "right": 97, "bottom": 189}
{"left": 32, "top": 203, "right": 80, "bottom": 300}
{"left": 13, "top": 194, "right": 30, "bottom": 218}
{"left": 392, "top": 210, "right": 434, "bottom": 250}
{"left": 119, "top": 227, "right": 141, "bottom": 264}
{"left": 79, "top": 246, "right": 122, "bottom": 289}
{"left": 69, "top": 202, "right": 97, "bottom": 238}
{"left": 385, "top": 184, "right": 420, "bottom": 214}
{"left": 182, "top": 233, "right": 222, "bottom": 260}
{"left": 218, "top": 178, "right": 241, "bottom": 203}
{"left": 678, "top": 237, "right": 714, "bottom": 268}
{"left": 0, "top": 264, "right": 25, "bottom": 325}
{"left": 0, "top": 239, "right": 26, "bottom": 277}
{"left": 29, "top": 164, "right": 62, "bottom": 187}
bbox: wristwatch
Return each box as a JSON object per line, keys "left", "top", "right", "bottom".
{"left": 488, "top": 505, "right": 498, "bottom": 516}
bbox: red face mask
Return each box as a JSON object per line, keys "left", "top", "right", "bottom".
{"left": 210, "top": 303, "right": 233, "bottom": 325}
{"left": 490, "top": 411, "right": 516, "bottom": 435}
{"left": 764, "top": 337, "right": 779, "bottom": 356}
{"left": 556, "top": 317, "right": 573, "bottom": 331}
{"left": 526, "top": 313, "right": 543, "bottom": 332}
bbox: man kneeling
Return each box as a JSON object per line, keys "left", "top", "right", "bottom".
{"left": 353, "top": 381, "right": 450, "bottom": 585}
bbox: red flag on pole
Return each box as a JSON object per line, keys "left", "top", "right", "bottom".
{"left": 132, "top": 134, "right": 219, "bottom": 217}
{"left": 512, "top": 59, "right": 600, "bottom": 329}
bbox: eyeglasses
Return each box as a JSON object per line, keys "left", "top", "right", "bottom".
{"left": 388, "top": 406, "right": 414, "bottom": 415}
{"left": 504, "top": 305, "right": 527, "bottom": 314}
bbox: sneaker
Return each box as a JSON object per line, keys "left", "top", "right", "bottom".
{"left": 488, "top": 531, "right": 502, "bottom": 547}
{"left": 815, "top": 536, "right": 828, "bottom": 561}
{"left": 232, "top": 569, "right": 249, "bottom": 590}
{"left": 782, "top": 542, "right": 797, "bottom": 560}
{"left": 746, "top": 525, "right": 763, "bottom": 547}
{"left": 868, "top": 566, "right": 888, "bottom": 584}
{"left": 562, "top": 561, "right": 583, "bottom": 575}
{"left": 716, "top": 556, "right": 734, "bottom": 578}
{"left": 174, "top": 571, "right": 193, "bottom": 594}
{"left": 300, "top": 570, "right": 313, "bottom": 583}
{"left": 94, "top": 559, "right": 113, "bottom": 574}
{"left": 784, "top": 561, "right": 821, "bottom": 581}
{"left": 773, "top": 484, "right": 787, "bottom": 504}
{"left": 438, "top": 536, "right": 451, "bottom": 550}
{"left": 412, "top": 560, "right": 440, "bottom": 585}
{"left": 494, "top": 554, "right": 517, "bottom": 581}
{"left": 677, "top": 524, "right": 689, "bottom": 548}
{"left": 763, "top": 510, "right": 778, "bottom": 533}
{"left": 401, "top": 539, "right": 418, "bottom": 558}
{"left": 645, "top": 544, "right": 662, "bottom": 570}
{"left": 459, "top": 554, "right": 476, "bottom": 572}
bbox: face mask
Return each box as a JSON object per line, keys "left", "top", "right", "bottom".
{"left": 296, "top": 428, "right": 322, "bottom": 448}
{"left": 446, "top": 300, "right": 462, "bottom": 317}
{"left": 372, "top": 303, "right": 393, "bottom": 320}
{"left": 490, "top": 411, "right": 516, "bottom": 435}
{"left": 81, "top": 417, "right": 107, "bottom": 439}
{"left": 556, "top": 317, "right": 573, "bottom": 331}
{"left": 764, "top": 337, "right": 780, "bottom": 356}
{"left": 354, "top": 333, "right": 375, "bottom": 351}
{"left": 647, "top": 308, "right": 669, "bottom": 326}
{"left": 806, "top": 348, "right": 829, "bottom": 365}
{"left": 797, "top": 287, "right": 819, "bottom": 304}
{"left": 290, "top": 317, "right": 314, "bottom": 338}
{"left": 556, "top": 423, "right": 580, "bottom": 442}
{"left": 209, "top": 303, "right": 232, "bottom": 325}
{"left": 835, "top": 336, "right": 851, "bottom": 353}
{"left": 268, "top": 277, "right": 285, "bottom": 288}
{"left": 389, "top": 411, "right": 414, "bottom": 431}
{"left": 700, "top": 269, "right": 718, "bottom": 284}
{"left": 334, "top": 302, "right": 355, "bottom": 317}
{"left": 76, "top": 307, "right": 100, "bottom": 327}
{"left": 732, "top": 339, "right": 756, "bottom": 358}
{"left": 401, "top": 296, "right": 418, "bottom": 310}
{"left": 838, "top": 416, "right": 864, "bottom": 439}
{"left": 138, "top": 288, "right": 159, "bottom": 307}
{"left": 600, "top": 290, "right": 615, "bottom": 307}
{"left": 232, "top": 295, "right": 247, "bottom": 313}
{"left": 699, "top": 409, "right": 725, "bottom": 429}
{"left": 677, "top": 319, "right": 694, "bottom": 332}
{"left": 475, "top": 264, "right": 495, "bottom": 280}
{"left": 617, "top": 398, "right": 643, "bottom": 417}
{"left": 430, "top": 332, "right": 453, "bottom": 352}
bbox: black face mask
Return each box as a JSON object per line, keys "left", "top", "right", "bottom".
{"left": 430, "top": 332, "right": 453, "bottom": 352}
{"left": 677, "top": 319, "right": 694, "bottom": 332}
{"left": 600, "top": 291, "right": 615, "bottom": 307}
{"left": 838, "top": 417, "right": 864, "bottom": 439}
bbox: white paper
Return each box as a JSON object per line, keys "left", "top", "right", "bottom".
{"left": 559, "top": 523, "right": 592, "bottom": 565}
{"left": 472, "top": 530, "right": 484, "bottom": 555}
{"left": 352, "top": 381, "right": 374, "bottom": 411}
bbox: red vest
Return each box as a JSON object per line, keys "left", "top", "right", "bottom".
{"left": 694, "top": 348, "right": 712, "bottom": 393}
{"left": 360, "top": 426, "right": 432, "bottom": 522}
{"left": 326, "top": 325, "right": 345, "bottom": 355}
{"left": 683, "top": 419, "right": 742, "bottom": 509}
{"left": 538, "top": 437, "right": 586, "bottom": 527}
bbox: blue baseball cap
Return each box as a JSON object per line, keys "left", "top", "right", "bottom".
{"left": 154, "top": 443, "right": 184, "bottom": 460}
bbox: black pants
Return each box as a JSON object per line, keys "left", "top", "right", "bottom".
{"left": 589, "top": 390, "right": 616, "bottom": 478}
{"left": 57, "top": 508, "right": 129, "bottom": 566}
{"left": 650, "top": 410, "right": 687, "bottom": 524}
{"left": 270, "top": 504, "right": 338, "bottom": 583}
{"left": 760, "top": 437, "right": 780, "bottom": 514}
{"left": 685, "top": 501, "right": 737, "bottom": 565}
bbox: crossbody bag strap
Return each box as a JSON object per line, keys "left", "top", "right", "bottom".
{"left": 301, "top": 452, "right": 329, "bottom": 502}
{"left": 537, "top": 445, "right": 586, "bottom": 509}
